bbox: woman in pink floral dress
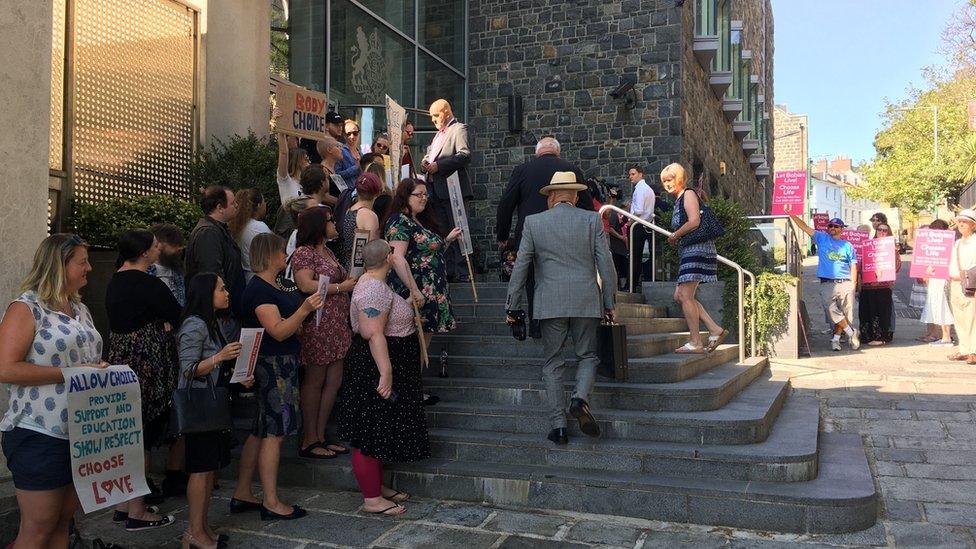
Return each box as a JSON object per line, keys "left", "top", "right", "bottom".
{"left": 291, "top": 206, "right": 356, "bottom": 458}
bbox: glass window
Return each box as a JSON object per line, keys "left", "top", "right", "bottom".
{"left": 695, "top": 0, "right": 717, "bottom": 36}
{"left": 355, "top": 0, "right": 415, "bottom": 36}
{"left": 288, "top": 0, "right": 326, "bottom": 91}
{"left": 418, "top": 52, "right": 464, "bottom": 114}
{"left": 711, "top": 0, "right": 730, "bottom": 72}
{"left": 727, "top": 25, "right": 742, "bottom": 99}
{"left": 330, "top": 0, "right": 415, "bottom": 107}
{"left": 419, "top": 0, "right": 465, "bottom": 70}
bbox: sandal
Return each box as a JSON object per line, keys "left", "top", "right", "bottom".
{"left": 363, "top": 503, "right": 406, "bottom": 516}
{"left": 916, "top": 335, "right": 939, "bottom": 342}
{"left": 322, "top": 439, "right": 349, "bottom": 455}
{"left": 674, "top": 342, "right": 706, "bottom": 354}
{"left": 948, "top": 352, "right": 969, "bottom": 361}
{"left": 706, "top": 329, "right": 729, "bottom": 353}
{"left": 967, "top": 354, "right": 976, "bottom": 365}
{"left": 387, "top": 490, "right": 410, "bottom": 503}
{"left": 298, "top": 444, "right": 337, "bottom": 460}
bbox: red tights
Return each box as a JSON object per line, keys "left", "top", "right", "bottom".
{"left": 351, "top": 448, "right": 383, "bottom": 498}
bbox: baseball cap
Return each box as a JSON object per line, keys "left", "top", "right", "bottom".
{"left": 325, "top": 111, "right": 343, "bottom": 125}
{"left": 827, "top": 218, "right": 846, "bottom": 227}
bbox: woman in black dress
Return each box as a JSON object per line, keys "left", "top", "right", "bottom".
{"left": 339, "top": 239, "right": 430, "bottom": 516}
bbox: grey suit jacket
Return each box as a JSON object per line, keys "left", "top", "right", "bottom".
{"left": 421, "top": 118, "right": 472, "bottom": 200}
{"left": 505, "top": 203, "right": 617, "bottom": 319}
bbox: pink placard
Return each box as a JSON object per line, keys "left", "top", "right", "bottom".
{"left": 910, "top": 228, "right": 954, "bottom": 280}
{"left": 861, "top": 236, "right": 897, "bottom": 283}
{"left": 841, "top": 229, "right": 870, "bottom": 257}
{"left": 812, "top": 213, "right": 829, "bottom": 231}
{"left": 771, "top": 170, "right": 806, "bottom": 215}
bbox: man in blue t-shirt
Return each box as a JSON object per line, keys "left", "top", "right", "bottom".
{"left": 790, "top": 215, "right": 860, "bottom": 351}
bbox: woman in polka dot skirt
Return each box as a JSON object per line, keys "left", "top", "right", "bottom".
{"left": 0, "top": 234, "right": 109, "bottom": 547}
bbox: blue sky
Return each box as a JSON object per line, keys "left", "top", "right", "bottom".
{"left": 772, "top": 0, "right": 961, "bottom": 164}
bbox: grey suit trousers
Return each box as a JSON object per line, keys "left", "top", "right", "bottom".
{"left": 540, "top": 317, "right": 600, "bottom": 429}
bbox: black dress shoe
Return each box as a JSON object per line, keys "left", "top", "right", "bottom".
{"left": 229, "top": 498, "right": 263, "bottom": 514}
{"left": 569, "top": 398, "right": 601, "bottom": 438}
{"left": 261, "top": 504, "right": 308, "bottom": 521}
{"left": 422, "top": 393, "right": 440, "bottom": 406}
{"left": 547, "top": 428, "right": 568, "bottom": 445}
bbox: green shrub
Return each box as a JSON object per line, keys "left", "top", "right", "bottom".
{"left": 189, "top": 131, "right": 280, "bottom": 214}
{"left": 745, "top": 272, "right": 797, "bottom": 355}
{"left": 71, "top": 194, "right": 199, "bottom": 248}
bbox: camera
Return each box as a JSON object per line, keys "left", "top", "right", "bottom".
{"left": 507, "top": 309, "right": 527, "bottom": 341}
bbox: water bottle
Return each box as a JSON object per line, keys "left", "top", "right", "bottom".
{"left": 439, "top": 349, "right": 449, "bottom": 378}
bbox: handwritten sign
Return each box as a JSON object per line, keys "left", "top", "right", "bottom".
{"left": 447, "top": 173, "right": 473, "bottom": 256}
{"left": 330, "top": 174, "right": 348, "bottom": 193}
{"left": 812, "top": 213, "right": 829, "bottom": 231}
{"left": 64, "top": 365, "right": 149, "bottom": 513}
{"left": 383, "top": 155, "right": 394, "bottom": 189}
{"left": 316, "top": 276, "right": 330, "bottom": 326}
{"left": 386, "top": 95, "right": 406, "bottom": 185}
{"left": 841, "top": 229, "right": 870, "bottom": 258}
{"left": 861, "top": 236, "right": 897, "bottom": 283}
{"left": 231, "top": 329, "right": 264, "bottom": 384}
{"left": 275, "top": 83, "right": 328, "bottom": 141}
{"left": 910, "top": 228, "right": 954, "bottom": 279}
{"left": 771, "top": 170, "right": 806, "bottom": 215}
{"left": 349, "top": 229, "right": 370, "bottom": 278}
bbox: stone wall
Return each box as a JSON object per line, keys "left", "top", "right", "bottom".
{"left": 467, "top": 0, "right": 774, "bottom": 273}
{"left": 773, "top": 104, "right": 807, "bottom": 171}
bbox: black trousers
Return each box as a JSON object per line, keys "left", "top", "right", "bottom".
{"left": 429, "top": 196, "right": 467, "bottom": 278}
{"left": 612, "top": 252, "right": 628, "bottom": 290}
{"left": 629, "top": 226, "right": 652, "bottom": 293}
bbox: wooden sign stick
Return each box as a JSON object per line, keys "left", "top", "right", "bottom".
{"left": 464, "top": 254, "right": 478, "bottom": 302}
{"left": 411, "top": 300, "right": 429, "bottom": 368}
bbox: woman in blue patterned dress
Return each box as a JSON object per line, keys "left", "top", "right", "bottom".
{"left": 663, "top": 163, "right": 728, "bottom": 354}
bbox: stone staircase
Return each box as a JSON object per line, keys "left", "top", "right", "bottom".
{"left": 264, "top": 282, "right": 878, "bottom": 534}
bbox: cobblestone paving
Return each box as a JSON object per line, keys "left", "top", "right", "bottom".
{"left": 76, "top": 258, "right": 976, "bottom": 548}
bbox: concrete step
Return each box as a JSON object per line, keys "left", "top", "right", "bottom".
{"left": 426, "top": 394, "right": 820, "bottom": 482}
{"left": 422, "top": 357, "right": 768, "bottom": 412}
{"left": 257, "top": 431, "right": 877, "bottom": 534}
{"left": 445, "top": 286, "right": 646, "bottom": 305}
{"left": 429, "top": 332, "right": 714, "bottom": 360}
{"left": 451, "top": 300, "right": 670, "bottom": 320}
{"left": 424, "top": 344, "right": 740, "bottom": 383}
{"left": 447, "top": 316, "right": 691, "bottom": 337}
{"left": 615, "top": 291, "right": 646, "bottom": 304}
{"left": 424, "top": 376, "right": 790, "bottom": 445}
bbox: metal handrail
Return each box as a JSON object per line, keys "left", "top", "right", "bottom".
{"left": 600, "top": 205, "right": 756, "bottom": 362}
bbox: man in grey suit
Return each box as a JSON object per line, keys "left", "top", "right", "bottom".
{"left": 505, "top": 172, "right": 617, "bottom": 445}
{"left": 421, "top": 98, "right": 471, "bottom": 281}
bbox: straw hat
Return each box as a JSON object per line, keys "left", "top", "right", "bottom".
{"left": 956, "top": 209, "right": 976, "bottom": 224}
{"left": 539, "top": 171, "right": 587, "bottom": 195}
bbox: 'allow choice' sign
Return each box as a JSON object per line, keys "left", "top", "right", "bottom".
{"left": 772, "top": 170, "right": 807, "bottom": 216}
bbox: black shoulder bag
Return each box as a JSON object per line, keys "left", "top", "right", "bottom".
{"left": 676, "top": 189, "right": 725, "bottom": 247}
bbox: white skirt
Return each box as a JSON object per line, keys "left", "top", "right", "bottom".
{"left": 921, "top": 278, "right": 954, "bottom": 325}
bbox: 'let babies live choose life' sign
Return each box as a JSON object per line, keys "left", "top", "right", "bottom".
{"left": 64, "top": 365, "right": 150, "bottom": 513}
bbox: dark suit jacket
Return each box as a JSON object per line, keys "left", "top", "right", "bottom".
{"left": 495, "top": 154, "right": 595, "bottom": 245}
{"left": 421, "top": 119, "right": 472, "bottom": 200}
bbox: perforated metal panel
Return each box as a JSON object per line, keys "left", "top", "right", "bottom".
{"left": 71, "top": 0, "right": 197, "bottom": 203}
{"left": 50, "top": 0, "right": 66, "bottom": 171}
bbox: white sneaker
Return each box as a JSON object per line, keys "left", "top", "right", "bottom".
{"left": 820, "top": 327, "right": 834, "bottom": 335}
{"left": 850, "top": 333, "right": 860, "bottom": 350}
{"left": 831, "top": 339, "right": 841, "bottom": 351}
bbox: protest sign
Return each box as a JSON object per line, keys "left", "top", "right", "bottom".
{"left": 841, "top": 229, "right": 870, "bottom": 257}
{"left": 330, "top": 174, "right": 348, "bottom": 193}
{"left": 812, "top": 212, "right": 829, "bottom": 231}
{"left": 910, "top": 228, "right": 954, "bottom": 279}
{"left": 64, "top": 365, "right": 149, "bottom": 513}
{"left": 275, "top": 83, "right": 328, "bottom": 141}
{"left": 446, "top": 173, "right": 473, "bottom": 256}
{"left": 231, "top": 329, "right": 264, "bottom": 384}
{"left": 316, "top": 276, "right": 330, "bottom": 326}
{"left": 401, "top": 164, "right": 411, "bottom": 181}
{"left": 861, "top": 236, "right": 897, "bottom": 283}
{"left": 771, "top": 170, "right": 806, "bottom": 215}
{"left": 349, "top": 229, "right": 370, "bottom": 278}
{"left": 386, "top": 95, "right": 406, "bottom": 184}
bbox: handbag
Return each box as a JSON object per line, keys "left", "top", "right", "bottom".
{"left": 956, "top": 242, "right": 976, "bottom": 297}
{"left": 170, "top": 370, "right": 232, "bottom": 435}
{"left": 597, "top": 321, "right": 628, "bottom": 381}
{"left": 676, "top": 189, "right": 725, "bottom": 247}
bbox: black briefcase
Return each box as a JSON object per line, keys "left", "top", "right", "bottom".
{"left": 597, "top": 322, "right": 628, "bottom": 381}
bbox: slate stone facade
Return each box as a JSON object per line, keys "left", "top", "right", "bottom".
{"left": 465, "top": 0, "right": 773, "bottom": 273}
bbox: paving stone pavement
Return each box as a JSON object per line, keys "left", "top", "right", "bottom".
{"left": 75, "top": 257, "right": 976, "bottom": 548}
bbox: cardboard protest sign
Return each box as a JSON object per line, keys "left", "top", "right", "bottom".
{"left": 330, "top": 174, "right": 348, "bottom": 193}
{"left": 446, "top": 173, "right": 473, "bottom": 256}
{"left": 64, "top": 365, "right": 150, "bottom": 513}
{"left": 861, "top": 236, "right": 897, "bottom": 283}
{"left": 771, "top": 170, "right": 806, "bottom": 215}
{"left": 275, "top": 83, "right": 328, "bottom": 141}
{"left": 841, "top": 229, "right": 870, "bottom": 258}
{"left": 812, "top": 213, "right": 829, "bottom": 231}
{"left": 383, "top": 155, "right": 394, "bottom": 189}
{"left": 231, "top": 329, "right": 263, "bottom": 384}
{"left": 386, "top": 95, "right": 406, "bottom": 184}
{"left": 349, "top": 229, "right": 370, "bottom": 278}
{"left": 910, "top": 228, "right": 954, "bottom": 279}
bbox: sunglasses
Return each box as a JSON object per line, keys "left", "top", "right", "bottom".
{"left": 877, "top": 228, "right": 890, "bottom": 233}
{"left": 346, "top": 131, "right": 360, "bottom": 137}
{"left": 375, "top": 143, "right": 389, "bottom": 150}
{"left": 827, "top": 224, "right": 842, "bottom": 229}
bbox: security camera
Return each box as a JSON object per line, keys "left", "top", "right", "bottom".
{"left": 608, "top": 77, "right": 636, "bottom": 100}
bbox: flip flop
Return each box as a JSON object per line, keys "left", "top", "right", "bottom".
{"left": 298, "top": 444, "right": 337, "bottom": 460}
{"left": 948, "top": 352, "right": 969, "bottom": 361}
{"left": 706, "top": 329, "right": 730, "bottom": 353}
{"left": 388, "top": 490, "right": 410, "bottom": 503}
{"left": 363, "top": 504, "right": 405, "bottom": 516}
{"left": 675, "top": 342, "right": 706, "bottom": 354}
{"left": 321, "top": 439, "right": 349, "bottom": 455}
